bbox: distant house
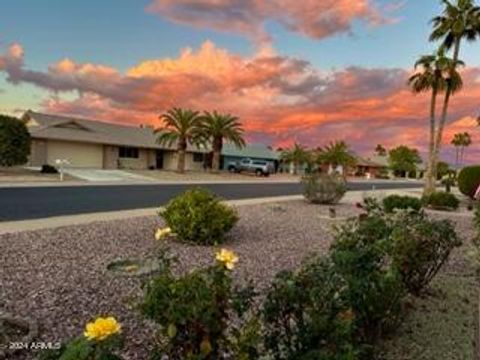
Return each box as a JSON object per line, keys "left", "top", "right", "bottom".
{"left": 352, "top": 155, "right": 389, "bottom": 178}
{"left": 23, "top": 111, "right": 208, "bottom": 171}
{"left": 220, "top": 143, "right": 279, "bottom": 171}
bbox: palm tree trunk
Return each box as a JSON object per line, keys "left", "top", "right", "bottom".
{"left": 455, "top": 147, "right": 459, "bottom": 169}
{"left": 460, "top": 145, "right": 465, "bottom": 167}
{"left": 423, "top": 87, "right": 439, "bottom": 195}
{"left": 177, "top": 139, "right": 187, "bottom": 173}
{"left": 211, "top": 137, "right": 222, "bottom": 173}
{"left": 431, "top": 38, "right": 461, "bottom": 188}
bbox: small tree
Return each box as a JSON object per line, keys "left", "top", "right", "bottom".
{"left": 280, "top": 143, "right": 311, "bottom": 175}
{"left": 0, "top": 114, "right": 31, "bottom": 167}
{"left": 388, "top": 145, "right": 422, "bottom": 178}
{"left": 317, "top": 140, "right": 356, "bottom": 175}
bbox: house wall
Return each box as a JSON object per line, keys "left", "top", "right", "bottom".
{"left": 29, "top": 139, "right": 48, "bottom": 167}
{"left": 162, "top": 151, "right": 205, "bottom": 171}
{"left": 103, "top": 145, "right": 118, "bottom": 169}
{"left": 118, "top": 148, "right": 150, "bottom": 170}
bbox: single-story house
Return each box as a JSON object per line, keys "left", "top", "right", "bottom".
{"left": 351, "top": 155, "right": 389, "bottom": 178}
{"left": 220, "top": 143, "right": 279, "bottom": 171}
{"left": 23, "top": 111, "right": 208, "bottom": 171}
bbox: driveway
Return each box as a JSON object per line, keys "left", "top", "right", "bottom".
{"left": 63, "top": 168, "right": 154, "bottom": 182}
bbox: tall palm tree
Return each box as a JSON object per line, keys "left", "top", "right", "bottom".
{"left": 155, "top": 107, "right": 202, "bottom": 173}
{"left": 429, "top": 0, "right": 480, "bottom": 186}
{"left": 451, "top": 132, "right": 463, "bottom": 168}
{"left": 409, "top": 49, "right": 454, "bottom": 194}
{"left": 199, "top": 111, "right": 245, "bottom": 172}
{"left": 280, "top": 143, "right": 311, "bottom": 175}
{"left": 459, "top": 131, "right": 472, "bottom": 165}
{"left": 317, "top": 140, "right": 356, "bottom": 175}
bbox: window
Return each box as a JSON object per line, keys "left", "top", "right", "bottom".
{"left": 193, "top": 152, "right": 204, "bottom": 163}
{"left": 252, "top": 161, "right": 267, "bottom": 165}
{"left": 119, "top": 146, "right": 139, "bottom": 159}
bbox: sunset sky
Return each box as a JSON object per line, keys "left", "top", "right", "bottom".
{"left": 0, "top": 0, "right": 479, "bottom": 163}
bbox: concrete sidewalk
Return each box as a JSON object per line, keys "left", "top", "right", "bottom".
{"left": 0, "top": 188, "right": 420, "bottom": 235}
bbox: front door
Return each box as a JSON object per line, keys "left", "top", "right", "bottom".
{"left": 156, "top": 150, "right": 164, "bottom": 169}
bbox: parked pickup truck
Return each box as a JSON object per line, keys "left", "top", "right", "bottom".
{"left": 227, "top": 158, "right": 274, "bottom": 177}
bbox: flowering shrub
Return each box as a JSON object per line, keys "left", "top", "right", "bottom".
{"left": 261, "top": 256, "right": 358, "bottom": 359}
{"left": 330, "top": 214, "right": 405, "bottom": 350}
{"left": 301, "top": 173, "right": 346, "bottom": 205}
{"left": 40, "top": 317, "right": 122, "bottom": 360}
{"left": 159, "top": 188, "right": 238, "bottom": 245}
{"left": 141, "top": 249, "right": 256, "bottom": 359}
{"left": 389, "top": 211, "right": 460, "bottom": 295}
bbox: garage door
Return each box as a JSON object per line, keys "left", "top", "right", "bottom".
{"left": 47, "top": 140, "right": 104, "bottom": 168}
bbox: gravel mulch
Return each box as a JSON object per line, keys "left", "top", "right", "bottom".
{"left": 0, "top": 201, "right": 359, "bottom": 359}
{"left": 0, "top": 201, "right": 476, "bottom": 359}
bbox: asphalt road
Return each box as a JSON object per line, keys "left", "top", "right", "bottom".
{"left": 0, "top": 181, "right": 422, "bottom": 221}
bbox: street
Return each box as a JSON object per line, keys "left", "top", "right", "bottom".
{"left": 0, "top": 181, "right": 422, "bottom": 221}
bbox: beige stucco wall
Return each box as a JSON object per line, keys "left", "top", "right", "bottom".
{"left": 162, "top": 151, "right": 204, "bottom": 171}
{"left": 47, "top": 140, "right": 104, "bottom": 168}
{"left": 29, "top": 139, "right": 48, "bottom": 167}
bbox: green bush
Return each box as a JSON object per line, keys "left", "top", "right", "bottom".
{"left": 458, "top": 166, "right": 480, "bottom": 198}
{"left": 330, "top": 214, "right": 405, "bottom": 349}
{"left": 382, "top": 195, "right": 422, "bottom": 213}
{"left": 0, "top": 115, "right": 31, "bottom": 167}
{"left": 301, "top": 173, "right": 346, "bottom": 204}
{"left": 421, "top": 191, "right": 460, "bottom": 210}
{"left": 160, "top": 188, "right": 238, "bottom": 245}
{"left": 141, "top": 248, "right": 256, "bottom": 360}
{"left": 389, "top": 212, "right": 460, "bottom": 295}
{"left": 261, "top": 256, "right": 358, "bottom": 359}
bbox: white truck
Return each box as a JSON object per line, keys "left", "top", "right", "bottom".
{"left": 227, "top": 158, "right": 274, "bottom": 177}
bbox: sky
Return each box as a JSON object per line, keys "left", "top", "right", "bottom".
{"left": 0, "top": 0, "right": 479, "bottom": 164}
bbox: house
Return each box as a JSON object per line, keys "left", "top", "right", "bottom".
{"left": 23, "top": 111, "right": 208, "bottom": 171}
{"left": 221, "top": 143, "right": 279, "bottom": 171}
{"left": 352, "top": 155, "right": 389, "bottom": 178}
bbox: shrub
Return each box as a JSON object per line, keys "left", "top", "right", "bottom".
{"left": 382, "top": 195, "right": 422, "bottom": 213}
{"left": 0, "top": 115, "right": 31, "bottom": 167}
{"left": 141, "top": 248, "right": 256, "bottom": 360}
{"left": 458, "top": 166, "right": 480, "bottom": 198}
{"left": 389, "top": 211, "right": 460, "bottom": 295}
{"left": 422, "top": 191, "right": 460, "bottom": 210}
{"left": 261, "top": 256, "right": 358, "bottom": 359}
{"left": 330, "top": 214, "right": 405, "bottom": 348}
{"left": 301, "top": 173, "right": 346, "bottom": 205}
{"left": 41, "top": 164, "right": 58, "bottom": 174}
{"left": 160, "top": 188, "right": 238, "bottom": 245}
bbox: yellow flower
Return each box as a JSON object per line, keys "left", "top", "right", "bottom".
{"left": 215, "top": 249, "right": 239, "bottom": 270}
{"left": 84, "top": 316, "right": 121, "bottom": 341}
{"left": 155, "top": 227, "right": 172, "bottom": 241}
{"left": 124, "top": 264, "right": 138, "bottom": 273}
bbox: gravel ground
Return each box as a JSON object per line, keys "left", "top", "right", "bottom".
{"left": 0, "top": 201, "right": 476, "bottom": 359}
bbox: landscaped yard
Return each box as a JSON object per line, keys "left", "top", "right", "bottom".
{"left": 0, "top": 198, "right": 477, "bottom": 359}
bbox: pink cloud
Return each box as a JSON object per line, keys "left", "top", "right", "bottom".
{"left": 146, "top": 0, "right": 397, "bottom": 44}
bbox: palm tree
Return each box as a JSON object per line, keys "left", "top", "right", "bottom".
{"left": 459, "top": 131, "right": 472, "bottom": 165}
{"left": 429, "top": 0, "right": 480, "bottom": 187}
{"left": 280, "top": 143, "right": 311, "bottom": 175}
{"left": 409, "top": 49, "right": 455, "bottom": 194}
{"left": 374, "top": 144, "right": 387, "bottom": 156}
{"left": 451, "top": 132, "right": 463, "bottom": 168}
{"left": 155, "top": 107, "right": 202, "bottom": 173}
{"left": 199, "top": 111, "right": 245, "bottom": 172}
{"left": 317, "top": 141, "right": 356, "bottom": 175}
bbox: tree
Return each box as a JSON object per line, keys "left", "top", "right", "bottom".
{"left": 388, "top": 146, "right": 422, "bottom": 178}
{"left": 280, "top": 143, "right": 311, "bottom": 175}
{"left": 428, "top": 0, "right": 480, "bottom": 189}
{"left": 156, "top": 108, "right": 202, "bottom": 173}
{"left": 317, "top": 141, "right": 356, "bottom": 175}
{"left": 409, "top": 49, "right": 455, "bottom": 193}
{"left": 199, "top": 111, "right": 245, "bottom": 172}
{"left": 0, "top": 114, "right": 31, "bottom": 167}
{"left": 459, "top": 131, "right": 472, "bottom": 165}
{"left": 451, "top": 132, "right": 472, "bottom": 169}
{"left": 436, "top": 161, "right": 451, "bottom": 179}
{"left": 374, "top": 144, "right": 387, "bottom": 156}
